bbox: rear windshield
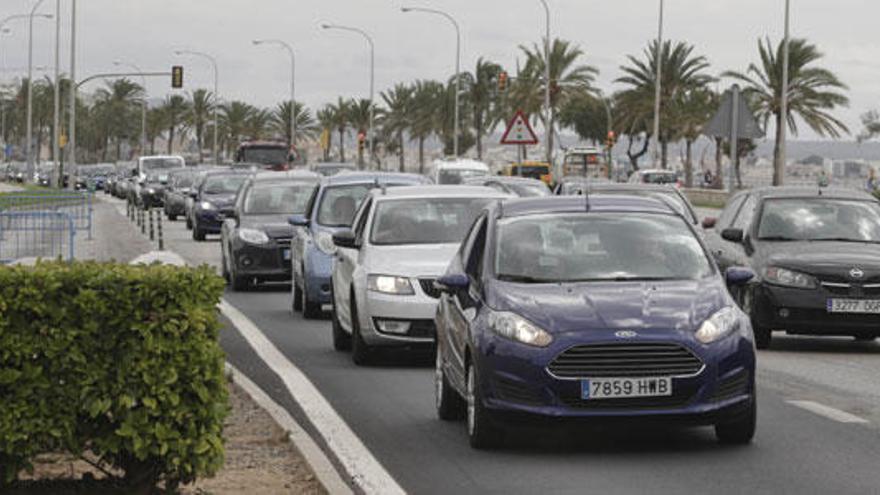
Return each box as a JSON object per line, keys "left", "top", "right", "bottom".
{"left": 370, "top": 198, "right": 491, "bottom": 245}
{"left": 438, "top": 169, "right": 488, "bottom": 185}
{"left": 642, "top": 172, "right": 678, "bottom": 184}
{"left": 244, "top": 183, "right": 315, "bottom": 215}
{"left": 142, "top": 157, "right": 184, "bottom": 170}
{"left": 203, "top": 175, "right": 249, "bottom": 194}
{"left": 242, "top": 147, "right": 289, "bottom": 166}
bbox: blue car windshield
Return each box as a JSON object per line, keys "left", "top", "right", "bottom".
{"left": 495, "top": 213, "right": 713, "bottom": 283}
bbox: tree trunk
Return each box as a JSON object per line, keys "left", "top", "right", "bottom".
{"left": 116, "top": 139, "right": 123, "bottom": 161}
{"left": 196, "top": 125, "right": 203, "bottom": 164}
{"left": 150, "top": 137, "right": 156, "bottom": 155}
{"left": 324, "top": 131, "right": 332, "bottom": 162}
{"left": 167, "top": 125, "right": 175, "bottom": 155}
{"left": 545, "top": 110, "right": 555, "bottom": 165}
{"left": 772, "top": 111, "right": 785, "bottom": 186}
{"left": 475, "top": 112, "right": 484, "bottom": 160}
{"left": 660, "top": 138, "right": 668, "bottom": 170}
{"left": 627, "top": 134, "right": 650, "bottom": 172}
{"left": 418, "top": 137, "right": 425, "bottom": 174}
{"left": 714, "top": 137, "right": 724, "bottom": 190}
{"left": 684, "top": 139, "right": 693, "bottom": 188}
{"left": 398, "top": 131, "right": 405, "bottom": 173}
{"left": 338, "top": 128, "right": 345, "bottom": 163}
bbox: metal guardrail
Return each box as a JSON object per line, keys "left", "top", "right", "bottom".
{"left": 0, "top": 191, "right": 93, "bottom": 239}
{"left": 0, "top": 211, "right": 76, "bottom": 264}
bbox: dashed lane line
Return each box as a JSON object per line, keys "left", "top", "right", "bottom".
{"left": 787, "top": 400, "right": 870, "bottom": 424}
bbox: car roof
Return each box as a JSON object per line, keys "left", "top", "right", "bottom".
{"left": 637, "top": 168, "right": 677, "bottom": 174}
{"left": 203, "top": 169, "right": 253, "bottom": 178}
{"left": 495, "top": 195, "right": 680, "bottom": 219}
{"left": 314, "top": 162, "right": 356, "bottom": 168}
{"left": 465, "top": 176, "right": 546, "bottom": 186}
{"left": 253, "top": 170, "right": 320, "bottom": 182}
{"left": 559, "top": 176, "right": 613, "bottom": 184}
{"left": 432, "top": 159, "right": 489, "bottom": 171}
{"left": 585, "top": 183, "right": 684, "bottom": 194}
{"left": 322, "top": 171, "right": 430, "bottom": 187}
{"left": 748, "top": 186, "right": 876, "bottom": 201}
{"left": 370, "top": 185, "right": 511, "bottom": 200}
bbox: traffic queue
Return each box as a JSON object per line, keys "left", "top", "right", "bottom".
{"left": 104, "top": 154, "right": 880, "bottom": 450}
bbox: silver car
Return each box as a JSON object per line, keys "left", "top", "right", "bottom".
{"left": 330, "top": 185, "right": 512, "bottom": 365}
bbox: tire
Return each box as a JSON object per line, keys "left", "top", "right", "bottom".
{"left": 230, "top": 270, "right": 250, "bottom": 292}
{"left": 715, "top": 398, "right": 757, "bottom": 445}
{"left": 292, "top": 272, "right": 303, "bottom": 313}
{"left": 331, "top": 291, "right": 352, "bottom": 351}
{"left": 351, "top": 296, "right": 374, "bottom": 366}
{"left": 169, "top": 213, "right": 177, "bottom": 221}
{"left": 301, "top": 277, "right": 321, "bottom": 319}
{"left": 186, "top": 215, "right": 193, "bottom": 230}
{"left": 221, "top": 249, "right": 230, "bottom": 282}
{"left": 192, "top": 223, "right": 206, "bottom": 242}
{"left": 466, "top": 361, "right": 502, "bottom": 449}
{"left": 743, "top": 288, "right": 772, "bottom": 350}
{"left": 436, "top": 349, "right": 466, "bottom": 421}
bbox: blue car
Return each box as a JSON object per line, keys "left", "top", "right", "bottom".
{"left": 433, "top": 195, "right": 758, "bottom": 449}
{"left": 288, "top": 172, "right": 430, "bottom": 318}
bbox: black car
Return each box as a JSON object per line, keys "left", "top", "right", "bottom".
{"left": 190, "top": 170, "right": 252, "bottom": 241}
{"left": 220, "top": 174, "right": 319, "bottom": 290}
{"left": 163, "top": 168, "right": 202, "bottom": 221}
{"left": 704, "top": 187, "right": 880, "bottom": 348}
{"left": 137, "top": 170, "right": 172, "bottom": 208}
{"left": 463, "top": 176, "right": 551, "bottom": 197}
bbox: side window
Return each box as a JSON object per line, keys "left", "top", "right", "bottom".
{"left": 465, "top": 219, "right": 488, "bottom": 283}
{"left": 353, "top": 198, "right": 373, "bottom": 242}
{"left": 303, "top": 186, "right": 320, "bottom": 221}
{"left": 236, "top": 182, "right": 251, "bottom": 212}
{"left": 459, "top": 216, "right": 486, "bottom": 267}
{"left": 717, "top": 194, "right": 746, "bottom": 231}
{"left": 733, "top": 196, "right": 758, "bottom": 231}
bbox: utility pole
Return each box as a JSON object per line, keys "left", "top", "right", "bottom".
{"left": 777, "top": 0, "right": 791, "bottom": 186}
{"left": 651, "top": 0, "right": 664, "bottom": 168}
{"left": 27, "top": 0, "right": 50, "bottom": 183}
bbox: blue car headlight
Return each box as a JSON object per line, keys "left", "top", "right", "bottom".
{"left": 239, "top": 228, "right": 270, "bottom": 245}
{"left": 695, "top": 306, "right": 745, "bottom": 344}
{"left": 487, "top": 311, "right": 553, "bottom": 348}
{"left": 200, "top": 201, "right": 215, "bottom": 210}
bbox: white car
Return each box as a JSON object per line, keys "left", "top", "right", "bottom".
{"left": 628, "top": 168, "right": 681, "bottom": 187}
{"left": 430, "top": 159, "right": 490, "bottom": 185}
{"left": 330, "top": 185, "right": 511, "bottom": 365}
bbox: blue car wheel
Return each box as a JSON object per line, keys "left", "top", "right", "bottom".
{"left": 467, "top": 361, "right": 503, "bottom": 449}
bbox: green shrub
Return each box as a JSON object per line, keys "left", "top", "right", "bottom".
{"left": 0, "top": 261, "right": 228, "bottom": 490}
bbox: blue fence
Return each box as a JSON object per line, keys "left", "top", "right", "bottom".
{"left": 0, "top": 211, "right": 76, "bottom": 264}
{"left": 0, "top": 192, "right": 93, "bottom": 239}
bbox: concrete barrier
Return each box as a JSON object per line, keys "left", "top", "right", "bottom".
{"left": 682, "top": 188, "right": 730, "bottom": 209}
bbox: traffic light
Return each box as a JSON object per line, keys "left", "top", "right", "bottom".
{"left": 498, "top": 71, "right": 508, "bottom": 92}
{"left": 606, "top": 130, "right": 617, "bottom": 150}
{"left": 171, "top": 65, "right": 184, "bottom": 89}
{"left": 357, "top": 131, "right": 366, "bottom": 155}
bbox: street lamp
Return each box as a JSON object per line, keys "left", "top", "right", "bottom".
{"left": 537, "top": 0, "right": 552, "bottom": 166}
{"left": 113, "top": 60, "right": 148, "bottom": 157}
{"left": 321, "top": 23, "right": 374, "bottom": 169}
{"left": 777, "top": 0, "right": 791, "bottom": 186}
{"left": 651, "top": 0, "right": 664, "bottom": 168}
{"left": 175, "top": 49, "right": 219, "bottom": 164}
{"left": 401, "top": 6, "right": 461, "bottom": 159}
{"left": 27, "top": 0, "right": 52, "bottom": 181}
{"left": 253, "top": 39, "right": 297, "bottom": 151}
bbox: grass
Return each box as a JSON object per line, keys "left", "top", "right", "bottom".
{"left": 0, "top": 185, "right": 89, "bottom": 210}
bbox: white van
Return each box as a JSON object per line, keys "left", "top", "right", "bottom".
{"left": 430, "top": 159, "right": 490, "bottom": 185}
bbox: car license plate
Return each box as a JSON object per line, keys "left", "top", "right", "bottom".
{"left": 581, "top": 377, "right": 672, "bottom": 400}
{"left": 282, "top": 249, "right": 291, "bottom": 261}
{"left": 827, "top": 299, "right": 880, "bottom": 314}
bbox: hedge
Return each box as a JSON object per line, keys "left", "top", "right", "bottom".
{"left": 0, "top": 261, "right": 228, "bottom": 491}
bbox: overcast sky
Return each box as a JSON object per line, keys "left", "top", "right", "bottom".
{"left": 3, "top": 0, "right": 878, "bottom": 140}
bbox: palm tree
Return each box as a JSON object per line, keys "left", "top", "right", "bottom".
{"left": 615, "top": 40, "right": 714, "bottom": 169}
{"left": 146, "top": 107, "right": 166, "bottom": 155}
{"left": 328, "top": 98, "right": 350, "bottom": 164}
{"left": 161, "top": 94, "right": 190, "bottom": 154}
{"left": 410, "top": 80, "right": 445, "bottom": 172}
{"left": 219, "top": 101, "right": 254, "bottom": 156}
{"left": 94, "top": 78, "right": 145, "bottom": 160}
{"left": 723, "top": 38, "right": 849, "bottom": 185}
{"left": 316, "top": 106, "right": 335, "bottom": 162}
{"left": 347, "top": 98, "right": 375, "bottom": 168}
{"left": 465, "top": 58, "right": 504, "bottom": 160}
{"left": 245, "top": 107, "right": 273, "bottom": 140}
{"left": 273, "top": 101, "right": 317, "bottom": 149}
{"left": 187, "top": 89, "right": 213, "bottom": 163}
{"left": 381, "top": 84, "right": 414, "bottom": 172}
{"left": 519, "top": 38, "right": 599, "bottom": 163}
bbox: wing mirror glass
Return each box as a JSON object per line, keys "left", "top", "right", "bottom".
{"left": 287, "top": 214, "right": 309, "bottom": 227}
{"left": 332, "top": 230, "right": 358, "bottom": 249}
{"left": 725, "top": 267, "right": 755, "bottom": 286}
{"left": 721, "top": 228, "right": 745, "bottom": 244}
{"left": 436, "top": 273, "right": 470, "bottom": 293}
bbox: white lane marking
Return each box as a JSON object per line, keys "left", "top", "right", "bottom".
{"left": 225, "top": 363, "right": 353, "bottom": 495}
{"left": 219, "top": 300, "right": 406, "bottom": 495}
{"left": 787, "top": 400, "right": 870, "bottom": 424}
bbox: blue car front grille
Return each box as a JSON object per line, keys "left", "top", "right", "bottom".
{"left": 548, "top": 343, "right": 703, "bottom": 379}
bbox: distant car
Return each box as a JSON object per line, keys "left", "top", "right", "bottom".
{"left": 185, "top": 168, "right": 222, "bottom": 230}
{"left": 330, "top": 185, "right": 511, "bottom": 363}
{"left": 503, "top": 162, "right": 553, "bottom": 185}
{"left": 235, "top": 141, "right": 296, "bottom": 171}
{"left": 288, "top": 172, "right": 431, "bottom": 318}
{"left": 464, "top": 176, "right": 551, "bottom": 197}
{"left": 558, "top": 182, "right": 700, "bottom": 228}
{"left": 628, "top": 168, "right": 681, "bottom": 187}
{"left": 553, "top": 176, "right": 613, "bottom": 195}
{"left": 430, "top": 159, "right": 490, "bottom": 185}
{"left": 313, "top": 162, "right": 357, "bottom": 177}
{"left": 704, "top": 187, "right": 880, "bottom": 348}
{"left": 137, "top": 170, "right": 172, "bottom": 209}
{"left": 190, "top": 170, "right": 253, "bottom": 241}
{"left": 221, "top": 174, "right": 319, "bottom": 290}
{"left": 433, "top": 195, "right": 757, "bottom": 448}
{"left": 163, "top": 168, "right": 201, "bottom": 221}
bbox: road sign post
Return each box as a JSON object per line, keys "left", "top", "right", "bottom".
{"left": 704, "top": 84, "right": 765, "bottom": 192}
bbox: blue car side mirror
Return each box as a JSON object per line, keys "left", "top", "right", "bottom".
{"left": 725, "top": 267, "right": 755, "bottom": 286}
{"left": 288, "top": 214, "right": 309, "bottom": 227}
{"left": 436, "top": 273, "right": 470, "bottom": 293}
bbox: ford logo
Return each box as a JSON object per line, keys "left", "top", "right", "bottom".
{"left": 850, "top": 268, "right": 865, "bottom": 280}
{"left": 615, "top": 330, "right": 639, "bottom": 339}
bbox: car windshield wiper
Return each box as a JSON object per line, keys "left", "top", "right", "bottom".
{"left": 496, "top": 274, "right": 556, "bottom": 284}
{"left": 611, "top": 276, "right": 681, "bottom": 282}
{"left": 758, "top": 236, "right": 799, "bottom": 242}
{"left": 809, "top": 237, "right": 880, "bottom": 244}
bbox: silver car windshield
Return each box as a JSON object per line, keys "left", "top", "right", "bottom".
{"left": 495, "top": 213, "right": 713, "bottom": 283}
{"left": 370, "top": 198, "right": 492, "bottom": 246}
{"left": 757, "top": 199, "right": 880, "bottom": 243}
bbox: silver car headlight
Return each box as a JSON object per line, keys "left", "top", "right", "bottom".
{"left": 487, "top": 311, "right": 553, "bottom": 348}
{"left": 239, "top": 228, "right": 270, "bottom": 245}
{"left": 695, "top": 306, "right": 744, "bottom": 344}
{"left": 764, "top": 266, "right": 816, "bottom": 289}
{"left": 200, "top": 201, "right": 215, "bottom": 210}
{"left": 367, "top": 275, "right": 415, "bottom": 295}
{"left": 315, "top": 232, "right": 337, "bottom": 255}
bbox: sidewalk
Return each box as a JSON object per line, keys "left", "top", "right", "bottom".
{"left": 73, "top": 197, "right": 154, "bottom": 262}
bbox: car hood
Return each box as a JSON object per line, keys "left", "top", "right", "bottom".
{"left": 202, "top": 193, "right": 236, "bottom": 208}
{"left": 758, "top": 241, "right": 880, "bottom": 280}
{"left": 367, "top": 244, "right": 460, "bottom": 278}
{"left": 240, "top": 215, "right": 295, "bottom": 238}
{"left": 486, "top": 278, "right": 728, "bottom": 335}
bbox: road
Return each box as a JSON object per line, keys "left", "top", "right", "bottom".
{"left": 109, "top": 197, "right": 880, "bottom": 494}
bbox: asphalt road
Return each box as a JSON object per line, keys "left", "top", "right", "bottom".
{"left": 110, "top": 197, "right": 880, "bottom": 494}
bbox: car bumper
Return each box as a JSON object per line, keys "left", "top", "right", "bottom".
{"left": 141, "top": 193, "right": 165, "bottom": 208}
{"left": 165, "top": 198, "right": 187, "bottom": 216}
{"left": 753, "top": 283, "right": 880, "bottom": 337}
{"left": 195, "top": 209, "right": 232, "bottom": 233}
{"left": 303, "top": 249, "right": 334, "bottom": 305}
{"left": 471, "top": 330, "right": 755, "bottom": 421}
{"left": 231, "top": 241, "right": 292, "bottom": 281}
{"left": 360, "top": 290, "right": 439, "bottom": 346}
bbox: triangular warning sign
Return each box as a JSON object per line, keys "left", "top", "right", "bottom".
{"left": 500, "top": 110, "right": 539, "bottom": 145}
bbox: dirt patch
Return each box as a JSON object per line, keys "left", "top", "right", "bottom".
{"left": 9, "top": 383, "right": 327, "bottom": 495}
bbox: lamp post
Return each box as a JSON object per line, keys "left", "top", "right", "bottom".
{"left": 321, "top": 23, "right": 374, "bottom": 168}
{"left": 777, "top": 0, "right": 791, "bottom": 186}
{"left": 252, "top": 39, "right": 296, "bottom": 151}
{"left": 538, "top": 0, "right": 552, "bottom": 166}
{"left": 52, "top": 0, "right": 61, "bottom": 187}
{"left": 27, "top": 0, "right": 51, "bottom": 182}
{"left": 175, "top": 50, "right": 219, "bottom": 163}
{"left": 401, "top": 6, "right": 461, "bottom": 158}
{"left": 651, "top": 0, "right": 664, "bottom": 168}
{"left": 113, "top": 61, "right": 148, "bottom": 158}
{"left": 68, "top": 0, "right": 76, "bottom": 172}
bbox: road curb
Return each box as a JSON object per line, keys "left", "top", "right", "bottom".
{"left": 224, "top": 363, "right": 354, "bottom": 495}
